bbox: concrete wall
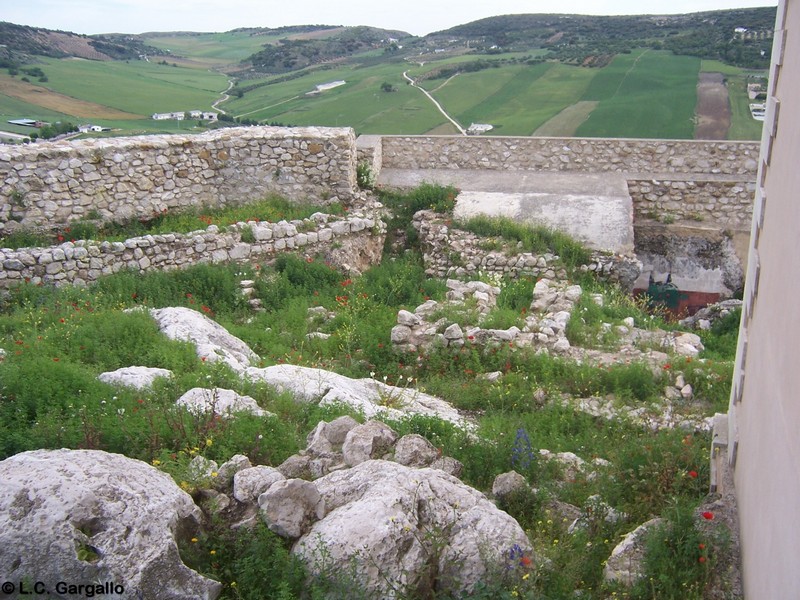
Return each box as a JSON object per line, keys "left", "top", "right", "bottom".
{"left": 0, "top": 126, "right": 358, "bottom": 233}
{"left": 379, "top": 136, "right": 760, "bottom": 176}
{"left": 0, "top": 212, "right": 382, "bottom": 289}
{"left": 729, "top": 1, "right": 800, "bottom": 597}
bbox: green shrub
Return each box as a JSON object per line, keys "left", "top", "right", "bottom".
{"left": 631, "top": 500, "right": 721, "bottom": 599}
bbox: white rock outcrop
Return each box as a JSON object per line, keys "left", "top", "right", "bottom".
{"left": 245, "top": 364, "right": 473, "bottom": 430}
{"left": 176, "top": 387, "right": 272, "bottom": 418}
{"left": 0, "top": 449, "right": 220, "bottom": 600}
{"left": 149, "top": 307, "right": 259, "bottom": 373}
{"left": 97, "top": 366, "right": 173, "bottom": 389}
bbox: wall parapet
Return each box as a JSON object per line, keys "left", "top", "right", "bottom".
{"left": 0, "top": 126, "right": 358, "bottom": 233}
{"left": 379, "top": 136, "right": 760, "bottom": 177}
{"left": 0, "top": 211, "right": 384, "bottom": 290}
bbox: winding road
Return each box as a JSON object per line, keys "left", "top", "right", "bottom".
{"left": 403, "top": 71, "right": 466, "bottom": 136}
{"left": 212, "top": 79, "right": 235, "bottom": 115}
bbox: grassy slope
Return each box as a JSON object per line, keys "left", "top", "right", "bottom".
{"left": 577, "top": 50, "right": 700, "bottom": 139}
{"left": 34, "top": 57, "right": 228, "bottom": 115}
{"left": 222, "top": 62, "right": 447, "bottom": 134}
{"left": 143, "top": 31, "right": 278, "bottom": 64}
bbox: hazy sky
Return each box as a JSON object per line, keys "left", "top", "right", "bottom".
{"left": 2, "top": 0, "right": 778, "bottom": 36}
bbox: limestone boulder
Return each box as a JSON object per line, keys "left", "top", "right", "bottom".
{"left": 245, "top": 364, "right": 473, "bottom": 430}
{"left": 492, "top": 470, "right": 531, "bottom": 500}
{"left": 176, "top": 387, "right": 272, "bottom": 418}
{"left": 393, "top": 433, "right": 440, "bottom": 467}
{"left": 149, "top": 307, "right": 259, "bottom": 373}
{"left": 604, "top": 518, "right": 663, "bottom": 586}
{"left": 234, "top": 466, "right": 286, "bottom": 504}
{"left": 342, "top": 420, "right": 398, "bottom": 466}
{"left": 0, "top": 449, "right": 220, "bottom": 600}
{"left": 98, "top": 366, "right": 173, "bottom": 389}
{"left": 294, "top": 460, "right": 534, "bottom": 598}
{"left": 259, "top": 479, "right": 325, "bottom": 539}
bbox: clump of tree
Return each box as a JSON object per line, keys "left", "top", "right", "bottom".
{"left": 31, "top": 121, "right": 77, "bottom": 140}
{"left": 380, "top": 82, "right": 396, "bottom": 92}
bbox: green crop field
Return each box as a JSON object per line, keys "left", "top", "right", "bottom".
{"left": 576, "top": 50, "right": 700, "bottom": 139}
{"left": 32, "top": 58, "right": 228, "bottom": 116}
{"left": 450, "top": 63, "right": 595, "bottom": 135}
{"left": 222, "top": 62, "right": 448, "bottom": 134}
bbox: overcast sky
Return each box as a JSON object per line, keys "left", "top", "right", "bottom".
{"left": 2, "top": 0, "right": 778, "bottom": 37}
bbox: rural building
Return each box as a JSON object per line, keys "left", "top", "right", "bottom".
{"left": 466, "top": 123, "right": 494, "bottom": 135}
{"left": 314, "top": 81, "right": 347, "bottom": 92}
{"left": 748, "top": 103, "right": 766, "bottom": 120}
{"left": 726, "top": 0, "right": 800, "bottom": 596}
{"left": 151, "top": 111, "right": 218, "bottom": 121}
{"left": 7, "top": 119, "right": 45, "bottom": 128}
{"left": 77, "top": 125, "right": 108, "bottom": 133}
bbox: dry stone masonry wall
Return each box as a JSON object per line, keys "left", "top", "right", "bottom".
{"left": 0, "top": 211, "right": 383, "bottom": 289}
{"left": 0, "top": 126, "right": 358, "bottom": 233}
{"left": 380, "top": 136, "right": 760, "bottom": 176}
{"left": 628, "top": 179, "right": 755, "bottom": 229}
{"left": 413, "top": 210, "right": 642, "bottom": 290}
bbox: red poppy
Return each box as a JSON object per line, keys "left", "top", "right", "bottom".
{"left": 689, "top": 470, "right": 698, "bottom": 478}
{"left": 698, "top": 556, "right": 707, "bottom": 564}
{"left": 52, "top": 357, "right": 60, "bottom": 362}
{"left": 520, "top": 555, "right": 532, "bottom": 567}
{"left": 702, "top": 511, "right": 714, "bottom": 520}
{"left": 662, "top": 363, "right": 672, "bottom": 370}
{"left": 698, "top": 543, "right": 706, "bottom": 550}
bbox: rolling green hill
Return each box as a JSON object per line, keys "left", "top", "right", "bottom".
{"left": 0, "top": 8, "right": 772, "bottom": 141}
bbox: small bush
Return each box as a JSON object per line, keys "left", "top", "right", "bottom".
{"left": 631, "top": 500, "right": 719, "bottom": 599}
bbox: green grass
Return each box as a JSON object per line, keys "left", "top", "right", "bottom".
{"left": 577, "top": 50, "right": 700, "bottom": 139}
{"left": 457, "top": 215, "right": 592, "bottom": 269}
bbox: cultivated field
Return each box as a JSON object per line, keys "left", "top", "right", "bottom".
{"left": 576, "top": 50, "right": 700, "bottom": 139}
{"left": 0, "top": 33, "right": 766, "bottom": 140}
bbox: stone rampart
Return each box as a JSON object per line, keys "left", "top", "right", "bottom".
{"left": 0, "top": 126, "right": 358, "bottom": 233}
{"left": 0, "top": 212, "right": 383, "bottom": 290}
{"left": 628, "top": 179, "right": 755, "bottom": 229}
{"left": 378, "top": 136, "right": 760, "bottom": 177}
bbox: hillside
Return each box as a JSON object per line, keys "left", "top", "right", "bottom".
{"left": 427, "top": 7, "right": 777, "bottom": 69}
{"left": 0, "top": 8, "right": 772, "bottom": 141}
{"left": 0, "top": 22, "right": 162, "bottom": 63}
{"left": 243, "top": 25, "right": 412, "bottom": 74}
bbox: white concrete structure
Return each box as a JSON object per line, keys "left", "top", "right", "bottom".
{"left": 727, "top": 1, "right": 800, "bottom": 597}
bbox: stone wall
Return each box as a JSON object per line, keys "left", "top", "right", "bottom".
{"left": 0, "top": 212, "right": 384, "bottom": 290}
{"left": 413, "top": 211, "right": 642, "bottom": 290}
{"left": 0, "top": 126, "right": 358, "bottom": 233}
{"left": 378, "top": 136, "right": 760, "bottom": 176}
{"left": 629, "top": 179, "right": 755, "bottom": 229}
